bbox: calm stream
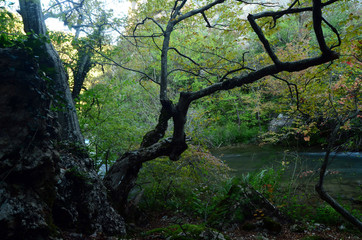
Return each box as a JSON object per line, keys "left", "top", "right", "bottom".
{"left": 211, "top": 145, "right": 362, "bottom": 201}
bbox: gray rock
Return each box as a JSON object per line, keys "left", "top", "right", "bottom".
{"left": 268, "top": 114, "right": 292, "bottom": 132}
{"left": 199, "top": 229, "right": 227, "bottom": 240}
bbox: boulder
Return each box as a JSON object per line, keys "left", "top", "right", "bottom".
{"left": 268, "top": 114, "right": 292, "bottom": 132}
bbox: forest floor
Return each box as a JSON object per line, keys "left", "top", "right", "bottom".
{"left": 60, "top": 211, "right": 361, "bottom": 240}
{"left": 126, "top": 212, "right": 362, "bottom": 240}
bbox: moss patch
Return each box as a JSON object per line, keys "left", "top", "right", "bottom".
{"left": 300, "top": 236, "right": 328, "bottom": 240}
{"left": 143, "top": 224, "right": 229, "bottom": 240}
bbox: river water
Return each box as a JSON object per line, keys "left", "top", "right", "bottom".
{"left": 211, "top": 145, "right": 362, "bottom": 201}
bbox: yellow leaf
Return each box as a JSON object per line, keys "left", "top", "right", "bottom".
{"left": 304, "top": 136, "right": 310, "bottom": 142}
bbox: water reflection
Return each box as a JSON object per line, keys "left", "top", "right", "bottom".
{"left": 211, "top": 145, "right": 362, "bottom": 200}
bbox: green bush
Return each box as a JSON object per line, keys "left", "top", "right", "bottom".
{"left": 134, "top": 145, "right": 231, "bottom": 220}
{"left": 300, "top": 236, "right": 328, "bottom": 240}
{"left": 242, "top": 167, "right": 282, "bottom": 201}
{"left": 205, "top": 123, "right": 260, "bottom": 147}
{"left": 134, "top": 147, "right": 361, "bottom": 231}
{"left": 206, "top": 178, "right": 250, "bottom": 228}
{"left": 143, "top": 224, "right": 230, "bottom": 240}
{"left": 309, "top": 205, "right": 343, "bottom": 226}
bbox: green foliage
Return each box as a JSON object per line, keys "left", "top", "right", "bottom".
{"left": 292, "top": 202, "right": 346, "bottom": 226}
{"left": 78, "top": 74, "right": 159, "bottom": 171}
{"left": 242, "top": 167, "right": 282, "bottom": 201}
{"left": 204, "top": 122, "right": 260, "bottom": 147}
{"left": 300, "top": 236, "right": 328, "bottom": 240}
{"left": 186, "top": 87, "right": 272, "bottom": 147}
{"left": 313, "top": 205, "right": 343, "bottom": 225}
{"left": 0, "top": 5, "right": 23, "bottom": 46}
{"left": 143, "top": 223, "right": 229, "bottom": 240}
{"left": 134, "top": 145, "right": 230, "bottom": 221}
{"left": 0, "top": 6, "right": 55, "bottom": 54}
{"left": 65, "top": 166, "right": 91, "bottom": 185}
{"left": 137, "top": 158, "right": 289, "bottom": 230}
{"left": 206, "top": 178, "right": 250, "bottom": 228}
{"left": 257, "top": 0, "right": 362, "bottom": 149}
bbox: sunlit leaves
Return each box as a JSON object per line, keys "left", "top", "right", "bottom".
{"left": 73, "top": 0, "right": 360, "bottom": 152}
{"left": 78, "top": 72, "right": 160, "bottom": 167}
{"left": 0, "top": 7, "right": 24, "bottom": 47}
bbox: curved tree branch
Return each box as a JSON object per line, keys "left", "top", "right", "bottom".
{"left": 322, "top": 17, "right": 341, "bottom": 49}
{"left": 90, "top": 45, "right": 157, "bottom": 83}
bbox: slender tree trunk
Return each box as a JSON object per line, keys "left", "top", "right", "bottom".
{"left": 19, "top": 0, "right": 84, "bottom": 143}
{"left": 72, "top": 47, "right": 93, "bottom": 100}
{"left": 315, "top": 115, "right": 362, "bottom": 232}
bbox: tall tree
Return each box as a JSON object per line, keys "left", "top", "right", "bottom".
{"left": 44, "top": 0, "right": 117, "bottom": 100}
{"left": 18, "top": 0, "right": 84, "bottom": 142}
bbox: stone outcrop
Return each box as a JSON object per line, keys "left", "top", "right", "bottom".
{"left": 268, "top": 114, "right": 293, "bottom": 133}
{"left": 0, "top": 48, "right": 125, "bottom": 239}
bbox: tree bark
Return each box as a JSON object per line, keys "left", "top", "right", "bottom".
{"left": 103, "top": 138, "right": 173, "bottom": 214}
{"left": 19, "top": 0, "right": 84, "bottom": 143}
{"left": 72, "top": 47, "right": 93, "bottom": 100}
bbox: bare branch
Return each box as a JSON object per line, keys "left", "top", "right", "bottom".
{"left": 322, "top": 17, "right": 341, "bottom": 49}
{"left": 134, "top": 17, "right": 165, "bottom": 34}
{"left": 167, "top": 68, "right": 214, "bottom": 84}
{"left": 173, "top": 0, "right": 225, "bottom": 24}
{"left": 251, "top": 0, "right": 339, "bottom": 20}
{"left": 219, "top": 63, "right": 254, "bottom": 82}
{"left": 122, "top": 34, "right": 163, "bottom": 38}
{"left": 169, "top": 47, "right": 201, "bottom": 67}
{"left": 271, "top": 74, "right": 307, "bottom": 116}
{"left": 237, "top": 0, "right": 279, "bottom": 7}
{"left": 248, "top": 13, "right": 282, "bottom": 65}
{"left": 133, "top": 17, "right": 165, "bottom": 47}
{"left": 201, "top": 11, "right": 212, "bottom": 28}
{"left": 181, "top": 46, "right": 245, "bottom": 68}
{"left": 189, "top": 52, "right": 338, "bottom": 102}
{"left": 89, "top": 45, "right": 157, "bottom": 84}
{"left": 313, "top": 0, "right": 329, "bottom": 54}
{"left": 171, "top": 0, "right": 188, "bottom": 17}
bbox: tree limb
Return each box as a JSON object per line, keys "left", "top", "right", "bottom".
{"left": 315, "top": 111, "right": 362, "bottom": 232}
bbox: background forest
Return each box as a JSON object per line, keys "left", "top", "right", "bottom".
{"left": 0, "top": 0, "right": 361, "bottom": 239}
{"left": 35, "top": 0, "right": 360, "bottom": 164}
